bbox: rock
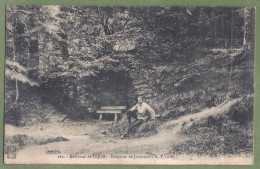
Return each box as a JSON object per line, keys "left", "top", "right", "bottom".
{"left": 113, "top": 39, "right": 135, "bottom": 51}
{"left": 145, "top": 94, "right": 154, "bottom": 98}
{"left": 136, "top": 88, "right": 154, "bottom": 93}
{"left": 133, "top": 80, "right": 147, "bottom": 86}
{"left": 134, "top": 84, "right": 149, "bottom": 89}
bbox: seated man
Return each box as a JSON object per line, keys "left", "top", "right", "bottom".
{"left": 120, "top": 96, "right": 156, "bottom": 139}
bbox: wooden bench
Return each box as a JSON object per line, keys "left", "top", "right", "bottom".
{"left": 96, "top": 106, "right": 127, "bottom": 121}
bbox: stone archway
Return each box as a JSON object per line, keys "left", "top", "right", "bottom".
{"left": 94, "top": 70, "right": 135, "bottom": 108}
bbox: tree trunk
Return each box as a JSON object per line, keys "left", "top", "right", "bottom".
{"left": 243, "top": 7, "right": 248, "bottom": 47}
{"left": 12, "top": 16, "right": 19, "bottom": 103}
{"left": 213, "top": 8, "right": 217, "bottom": 44}
{"left": 15, "top": 80, "right": 19, "bottom": 103}
{"left": 214, "top": 18, "right": 217, "bottom": 44}
{"left": 230, "top": 9, "right": 234, "bottom": 50}
{"left": 221, "top": 15, "right": 224, "bottom": 48}
{"left": 242, "top": 7, "right": 253, "bottom": 51}
{"left": 226, "top": 9, "right": 234, "bottom": 99}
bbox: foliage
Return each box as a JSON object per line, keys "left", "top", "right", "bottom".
{"left": 171, "top": 98, "right": 254, "bottom": 156}
{"left": 5, "top": 134, "right": 68, "bottom": 155}
{"left": 6, "top": 6, "right": 253, "bottom": 81}
{"left": 5, "top": 60, "right": 38, "bottom": 86}
{"left": 108, "top": 114, "right": 160, "bottom": 138}
{"left": 5, "top": 5, "right": 254, "bottom": 125}
{"left": 5, "top": 91, "right": 62, "bottom": 126}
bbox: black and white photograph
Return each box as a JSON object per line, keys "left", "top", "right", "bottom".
{"left": 4, "top": 5, "right": 255, "bottom": 164}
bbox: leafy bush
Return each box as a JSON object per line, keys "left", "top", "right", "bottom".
{"left": 4, "top": 134, "right": 69, "bottom": 155}
{"left": 108, "top": 113, "right": 160, "bottom": 138}
{"left": 227, "top": 96, "right": 254, "bottom": 125}
{"left": 5, "top": 104, "right": 22, "bottom": 126}
{"left": 171, "top": 103, "right": 253, "bottom": 157}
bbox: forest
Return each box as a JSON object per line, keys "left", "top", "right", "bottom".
{"left": 4, "top": 5, "right": 254, "bottom": 162}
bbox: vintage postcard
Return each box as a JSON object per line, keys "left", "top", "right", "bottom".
{"left": 4, "top": 5, "right": 255, "bottom": 165}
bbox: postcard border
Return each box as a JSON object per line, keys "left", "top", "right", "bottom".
{"left": 0, "top": 0, "right": 259, "bottom": 169}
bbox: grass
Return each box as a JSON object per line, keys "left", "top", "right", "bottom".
{"left": 170, "top": 97, "right": 254, "bottom": 157}
{"left": 4, "top": 134, "right": 69, "bottom": 155}
{"left": 172, "top": 121, "right": 253, "bottom": 157}
{"left": 108, "top": 114, "right": 160, "bottom": 138}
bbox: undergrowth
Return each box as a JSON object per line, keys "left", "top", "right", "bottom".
{"left": 171, "top": 97, "right": 253, "bottom": 157}
{"left": 108, "top": 114, "right": 160, "bottom": 138}
{"left": 4, "top": 134, "right": 69, "bottom": 155}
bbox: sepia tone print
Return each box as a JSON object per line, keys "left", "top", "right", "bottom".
{"left": 4, "top": 5, "right": 254, "bottom": 164}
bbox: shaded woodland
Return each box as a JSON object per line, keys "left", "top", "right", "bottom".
{"left": 5, "top": 6, "right": 254, "bottom": 157}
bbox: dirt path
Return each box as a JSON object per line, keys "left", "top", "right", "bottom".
{"left": 9, "top": 119, "right": 188, "bottom": 159}
{"left": 5, "top": 98, "right": 244, "bottom": 164}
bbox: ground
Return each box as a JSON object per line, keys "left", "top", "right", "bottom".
{"left": 4, "top": 98, "right": 253, "bottom": 164}
{"left": 5, "top": 118, "right": 188, "bottom": 160}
